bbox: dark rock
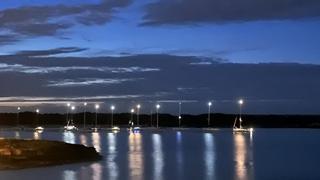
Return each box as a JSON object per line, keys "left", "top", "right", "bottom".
{"left": 0, "top": 139, "right": 102, "bottom": 170}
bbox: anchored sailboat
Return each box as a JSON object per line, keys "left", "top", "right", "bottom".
{"left": 64, "top": 106, "right": 77, "bottom": 131}
{"left": 64, "top": 118, "right": 77, "bottom": 131}
{"left": 233, "top": 99, "right": 253, "bottom": 132}
{"left": 233, "top": 116, "right": 253, "bottom": 132}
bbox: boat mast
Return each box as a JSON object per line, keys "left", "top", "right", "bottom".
{"left": 233, "top": 117, "right": 237, "bottom": 129}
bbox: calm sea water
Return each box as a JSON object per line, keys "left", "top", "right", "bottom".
{"left": 0, "top": 128, "right": 320, "bottom": 180}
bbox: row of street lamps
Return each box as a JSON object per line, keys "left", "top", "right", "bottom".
{"left": 14, "top": 99, "right": 244, "bottom": 128}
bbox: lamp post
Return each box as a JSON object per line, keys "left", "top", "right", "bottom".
{"left": 131, "top": 108, "right": 135, "bottom": 122}
{"left": 208, "top": 101, "right": 212, "bottom": 126}
{"left": 111, "top": 105, "right": 115, "bottom": 127}
{"left": 35, "top": 109, "right": 39, "bottom": 127}
{"left": 238, "top": 99, "right": 243, "bottom": 119}
{"left": 95, "top": 104, "right": 100, "bottom": 128}
{"left": 156, "top": 104, "right": 160, "bottom": 128}
{"left": 178, "top": 102, "right": 182, "bottom": 127}
{"left": 83, "top": 102, "right": 87, "bottom": 129}
{"left": 66, "top": 103, "right": 71, "bottom": 124}
{"left": 71, "top": 106, "right": 75, "bottom": 126}
{"left": 17, "top": 107, "right": 21, "bottom": 127}
{"left": 136, "top": 104, "right": 141, "bottom": 126}
{"left": 238, "top": 99, "right": 244, "bottom": 128}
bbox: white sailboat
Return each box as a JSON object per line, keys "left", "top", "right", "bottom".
{"left": 64, "top": 118, "right": 78, "bottom": 131}
{"left": 233, "top": 116, "right": 253, "bottom": 132}
{"left": 34, "top": 126, "right": 44, "bottom": 133}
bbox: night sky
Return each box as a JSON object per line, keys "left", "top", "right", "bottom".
{"left": 0, "top": 0, "right": 319, "bottom": 114}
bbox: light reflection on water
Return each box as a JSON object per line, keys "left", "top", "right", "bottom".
{"left": 176, "top": 131, "right": 183, "bottom": 179}
{"left": 128, "top": 131, "right": 144, "bottom": 180}
{"left": 63, "top": 170, "right": 76, "bottom": 180}
{"left": 107, "top": 133, "right": 118, "bottom": 180}
{"left": 91, "top": 163, "right": 102, "bottom": 180}
{"left": 204, "top": 133, "right": 215, "bottom": 180}
{"left": 152, "top": 133, "right": 164, "bottom": 180}
{"left": 80, "top": 134, "right": 88, "bottom": 146}
{"left": 63, "top": 131, "right": 75, "bottom": 144}
{"left": 91, "top": 132, "right": 101, "bottom": 153}
{"left": 33, "top": 131, "right": 41, "bottom": 140}
{"left": 1, "top": 129, "right": 320, "bottom": 180}
{"left": 233, "top": 132, "right": 254, "bottom": 180}
{"left": 15, "top": 131, "right": 20, "bottom": 139}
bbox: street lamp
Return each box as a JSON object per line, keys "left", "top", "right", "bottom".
{"left": 130, "top": 108, "right": 135, "bottom": 122}
{"left": 66, "top": 103, "right": 71, "bottom": 124}
{"left": 156, "top": 104, "right": 160, "bottom": 128}
{"left": 136, "top": 104, "right": 141, "bottom": 126}
{"left": 238, "top": 99, "right": 244, "bottom": 120}
{"left": 35, "top": 108, "right": 40, "bottom": 127}
{"left": 71, "top": 106, "right": 75, "bottom": 124}
{"left": 83, "top": 102, "right": 87, "bottom": 129}
{"left": 34, "top": 108, "right": 44, "bottom": 132}
{"left": 111, "top": 105, "right": 115, "bottom": 127}
{"left": 178, "top": 102, "right": 182, "bottom": 127}
{"left": 17, "top": 107, "right": 21, "bottom": 127}
{"left": 95, "top": 104, "right": 100, "bottom": 129}
{"left": 208, "top": 101, "right": 212, "bottom": 126}
{"left": 238, "top": 99, "right": 244, "bottom": 129}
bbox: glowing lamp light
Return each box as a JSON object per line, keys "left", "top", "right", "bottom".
{"left": 238, "top": 99, "right": 244, "bottom": 105}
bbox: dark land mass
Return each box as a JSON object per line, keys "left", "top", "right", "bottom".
{"left": 0, "top": 112, "right": 319, "bottom": 128}
{"left": 0, "top": 139, "right": 102, "bottom": 170}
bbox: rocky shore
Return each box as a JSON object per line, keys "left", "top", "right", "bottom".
{"left": 0, "top": 139, "right": 102, "bottom": 170}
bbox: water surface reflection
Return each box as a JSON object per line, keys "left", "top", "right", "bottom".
{"left": 1, "top": 129, "right": 319, "bottom": 180}
{"left": 107, "top": 133, "right": 118, "bottom": 180}
{"left": 128, "top": 132, "right": 144, "bottom": 180}
{"left": 80, "top": 134, "right": 88, "bottom": 146}
{"left": 233, "top": 132, "right": 254, "bottom": 180}
{"left": 63, "top": 131, "right": 75, "bottom": 144}
{"left": 63, "top": 170, "right": 76, "bottom": 180}
{"left": 152, "top": 133, "right": 164, "bottom": 180}
{"left": 91, "top": 132, "right": 101, "bottom": 153}
{"left": 33, "top": 131, "right": 42, "bottom": 140}
{"left": 204, "top": 133, "right": 216, "bottom": 180}
{"left": 90, "top": 163, "right": 102, "bottom": 180}
{"left": 176, "top": 131, "right": 183, "bottom": 179}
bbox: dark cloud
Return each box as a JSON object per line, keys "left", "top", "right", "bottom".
{"left": 13, "top": 47, "right": 88, "bottom": 57}
{"left": 0, "top": 34, "right": 21, "bottom": 45}
{"left": 142, "top": 0, "right": 320, "bottom": 25}
{"left": 8, "top": 23, "right": 72, "bottom": 37}
{"left": 0, "top": 0, "right": 131, "bottom": 41}
{"left": 0, "top": 53, "right": 319, "bottom": 114}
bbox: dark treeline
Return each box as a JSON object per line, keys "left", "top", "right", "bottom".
{"left": 0, "top": 112, "right": 320, "bottom": 128}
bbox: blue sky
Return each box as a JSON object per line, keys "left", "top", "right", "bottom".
{"left": 1, "top": 0, "right": 320, "bottom": 63}
{"left": 0, "top": 0, "right": 320, "bottom": 114}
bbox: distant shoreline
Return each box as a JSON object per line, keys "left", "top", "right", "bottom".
{"left": 0, "top": 112, "right": 319, "bottom": 128}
